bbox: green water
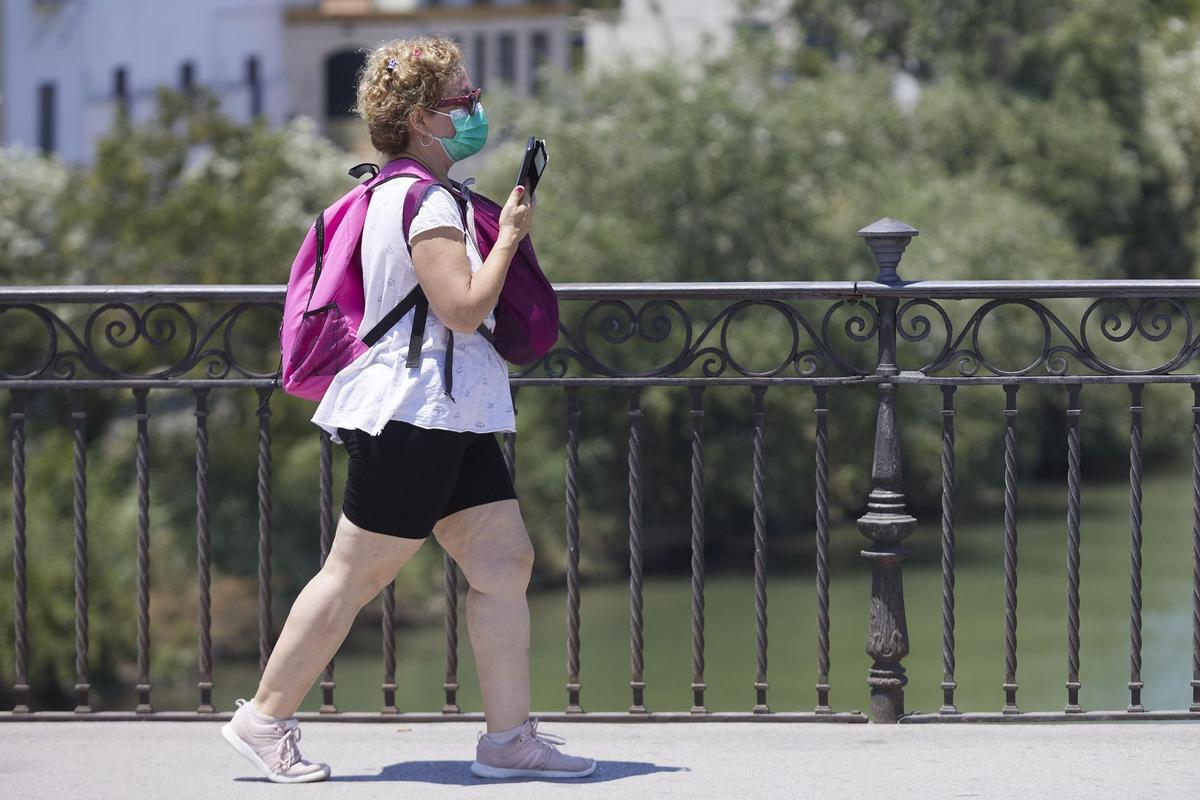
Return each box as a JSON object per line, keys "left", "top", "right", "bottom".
{"left": 147, "top": 468, "right": 1196, "bottom": 716}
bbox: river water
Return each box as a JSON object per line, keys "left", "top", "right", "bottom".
{"left": 142, "top": 468, "right": 1196, "bottom": 716}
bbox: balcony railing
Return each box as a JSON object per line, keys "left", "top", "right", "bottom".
{"left": 4, "top": 218, "right": 1200, "bottom": 722}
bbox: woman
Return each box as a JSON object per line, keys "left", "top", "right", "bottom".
{"left": 220, "top": 35, "right": 595, "bottom": 783}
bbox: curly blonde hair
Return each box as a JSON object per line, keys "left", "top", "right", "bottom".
{"left": 355, "top": 36, "right": 466, "bottom": 156}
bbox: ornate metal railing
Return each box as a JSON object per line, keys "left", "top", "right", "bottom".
{"left": 4, "top": 218, "right": 1200, "bottom": 722}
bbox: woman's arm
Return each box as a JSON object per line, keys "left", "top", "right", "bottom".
{"left": 410, "top": 184, "right": 533, "bottom": 334}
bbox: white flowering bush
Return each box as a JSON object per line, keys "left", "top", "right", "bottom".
{"left": 0, "top": 146, "right": 78, "bottom": 283}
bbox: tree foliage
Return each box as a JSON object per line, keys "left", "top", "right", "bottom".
{"left": 3, "top": 6, "right": 1200, "bottom": 705}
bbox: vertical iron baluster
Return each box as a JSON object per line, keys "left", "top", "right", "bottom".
{"left": 442, "top": 552, "right": 461, "bottom": 713}
{"left": 134, "top": 389, "right": 152, "bottom": 713}
{"left": 751, "top": 386, "right": 769, "bottom": 714}
{"left": 1192, "top": 383, "right": 1200, "bottom": 713}
{"left": 10, "top": 391, "right": 29, "bottom": 714}
{"left": 195, "top": 389, "right": 214, "bottom": 713}
{"left": 71, "top": 390, "right": 91, "bottom": 713}
{"left": 1002, "top": 384, "right": 1020, "bottom": 714}
{"left": 382, "top": 579, "right": 397, "bottom": 714}
{"left": 814, "top": 385, "right": 832, "bottom": 714}
{"left": 502, "top": 385, "right": 518, "bottom": 483}
{"left": 857, "top": 218, "right": 918, "bottom": 724}
{"left": 318, "top": 430, "right": 337, "bottom": 714}
{"left": 1128, "top": 384, "right": 1145, "bottom": 712}
{"left": 565, "top": 386, "right": 583, "bottom": 713}
{"left": 628, "top": 387, "right": 646, "bottom": 714}
{"left": 1065, "top": 384, "right": 1083, "bottom": 714}
{"left": 691, "top": 385, "right": 709, "bottom": 714}
{"left": 939, "top": 385, "right": 958, "bottom": 715}
{"left": 256, "top": 388, "right": 273, "bottom": 672}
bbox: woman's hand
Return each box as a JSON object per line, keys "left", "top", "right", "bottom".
{"left": 498, "top": 184, "right": 534, "bottom": 247}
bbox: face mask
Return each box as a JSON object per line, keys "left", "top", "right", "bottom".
{"left": 431, "top": 104, "right": 488, "bottom": 162}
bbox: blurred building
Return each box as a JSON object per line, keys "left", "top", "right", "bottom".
{"left": 1, "top": 0, "right": 573, "bottom": 163}
{"left": 579, "top": 0, "right": 790, "bottom": 75}
{"left": 287, "top": 0, "right": 574, "bottom": 157}
{"left": 1, "top": 0, "right": 789, "bottom": 164}
{"left": 3, "top": 0, "right": 298, "bottom": 163}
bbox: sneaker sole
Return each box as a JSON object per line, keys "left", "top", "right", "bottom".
{"left": 470, "top": 759, "right": 596, "bottom": 779}
{"left": 220, "top": 722, "right": 331, "bottom": 784}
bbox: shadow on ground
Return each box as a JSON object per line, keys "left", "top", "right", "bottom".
{"left": 237, "top": 760, "right": 685, "bottom": 785}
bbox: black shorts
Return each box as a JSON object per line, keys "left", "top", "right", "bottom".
{"left": 338, "top": 420, "right": 518, "bottom": 540}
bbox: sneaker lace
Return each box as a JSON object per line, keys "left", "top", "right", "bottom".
{"left": 520, "top": 717, "right": 566, "bottom": 749}
{"left": 273, "top": 721, "right": 303, "bottom": 769}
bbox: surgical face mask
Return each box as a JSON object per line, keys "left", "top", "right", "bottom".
{"left": 430, "top": 103, "right": 488, "bottom": 161}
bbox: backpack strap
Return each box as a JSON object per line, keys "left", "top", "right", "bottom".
{"left": 448, "top": 180, "right": 498, "bottom": 344}
{"left": 357, "top": 171, "right": 462, "bottom": 402}
{"left": 302, "top": 210, "right": 326, "bottom": 315}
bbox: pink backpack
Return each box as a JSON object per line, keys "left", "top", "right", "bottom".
{"left": 279, "top": 158, "right": 558, "bottom": 403}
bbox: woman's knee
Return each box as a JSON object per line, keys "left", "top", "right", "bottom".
{"left": 321, "top": 516, "right": 423, "bottom": 600}
{"left": 316, "top": 557, "right": 390, "bottom": 606}
{"left": 465, "top": 535, "right": 535, "bottom": 595}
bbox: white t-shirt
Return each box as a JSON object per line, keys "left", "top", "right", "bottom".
{"left": 311, "top": 178, "right": 516, "bottom": 442}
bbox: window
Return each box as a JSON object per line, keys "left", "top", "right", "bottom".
{"left": 473, "top": 33, "right": 488, "bottom": 86}
{"left": 113, "top": 66, "right": 129, "bottom": 116}
{"left": 325, "top": 50, "right": 365, "bottom": 118}
{"left": 570, "top": 29, "right": 585, "bottom": 73}
{"left": 38, "top": 82, "right": 56, "bottom": 154}
{"left": 498, "top": 32, "right": 516, "bottom": 86}
{"left": 246, "top": 55, "right": 262, "bottom": 118}
{"left": 530, "top": 30, "right": 549, "bottom": 94}
{"left": 180, "top": 61, "right": 196, "bottom": 92}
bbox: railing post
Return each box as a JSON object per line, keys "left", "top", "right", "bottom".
{"left": 856, "top": 218, "right": 919, "bottom": 723}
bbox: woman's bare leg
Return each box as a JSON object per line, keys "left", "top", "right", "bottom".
{"left": 253, "top": 515, "right": 426, "bottom": 718}
{"left": 433, "top": 498, "right": 534, "bottom": 732}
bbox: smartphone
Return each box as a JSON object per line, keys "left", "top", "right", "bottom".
{"left": 516, "top": 136, "right": 549, "bottom": 198}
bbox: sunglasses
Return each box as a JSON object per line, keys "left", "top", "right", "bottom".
{"left": 435, "top": 87, "right": 482, "bottom": 116}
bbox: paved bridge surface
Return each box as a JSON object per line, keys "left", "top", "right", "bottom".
{"left": 2, "top": 720, "right": 1196, "bottom": 799}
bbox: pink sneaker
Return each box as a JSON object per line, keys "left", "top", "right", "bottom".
{"left": 471, "top": 717, "right": 596, "bottom": 779}
{"left": 220, "top": 698, "right": 331, "bottom": 784}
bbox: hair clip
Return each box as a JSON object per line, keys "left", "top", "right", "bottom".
{"left": 386, "top": 57, "right": 398, "bottom": 72}
{"left": 412, "top": 46, "right": 423, "bottom": 59}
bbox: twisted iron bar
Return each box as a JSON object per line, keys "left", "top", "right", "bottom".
{"left": 382, "top": 581, "right": 397, "bottom": 715}
{"left": 691, "top": 386, "right": 709, "bottom": 713}
{"left": 1193, "top": 383, "right": 1200, "bottom": 712}
{"left": 71, "top": 390, "right": 90, "bottom": 713}
{"left": 134, "top": 389, "right": 153, "bottom": 713}
{"left": 751, "top": 386, "right": 769, "bottom": 714}
{"left": 1128, "top": 385, "right": 1146, "bottom": 712}
{"left": 256, "top": 388, "right": 273, "bottom": 673}
{"left": 11, "top": 391, "right": 29, "bottom": 713}
{"left": 1002, "top": 385, "right": 1020, "bottom": 714}
{"left": 628, "top": 387, "right": 647, "bottom": 714}
{"left": 442, "top": 552, "right": 461, "bottom": 714}
{"left": 814, "top": 386, "right": 832, "bottom": 714}
{"left": 1065, "top": 384, "right": 1083, "bottom": 714}
{"left": 564, "top": 386, "right": 583, "bottom": 713}
{"left": 194, "top": 389, "right": 214, "bottom": 713}
{"left": 939, "top": 385, "right": 958, "bottom": 715}
{"left": 319, "top": 431, "right": 337, "bottom": 714}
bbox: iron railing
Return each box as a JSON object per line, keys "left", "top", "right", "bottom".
{"left": 3, "top": 218, "right": 1200, "bottom": 722}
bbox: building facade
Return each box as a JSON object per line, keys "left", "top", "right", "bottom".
{"left": 2, "top": 0, "right": 573, "bottom": 164}
{"left": 286, "top": 0, "right": 574, "bottom": 156}
{"left": 3, "top": 0, "right": 298, "bottom": 163}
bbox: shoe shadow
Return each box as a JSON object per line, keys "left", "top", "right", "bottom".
{"left": 325, "top": 760, "right": 685, "bottom": 785}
